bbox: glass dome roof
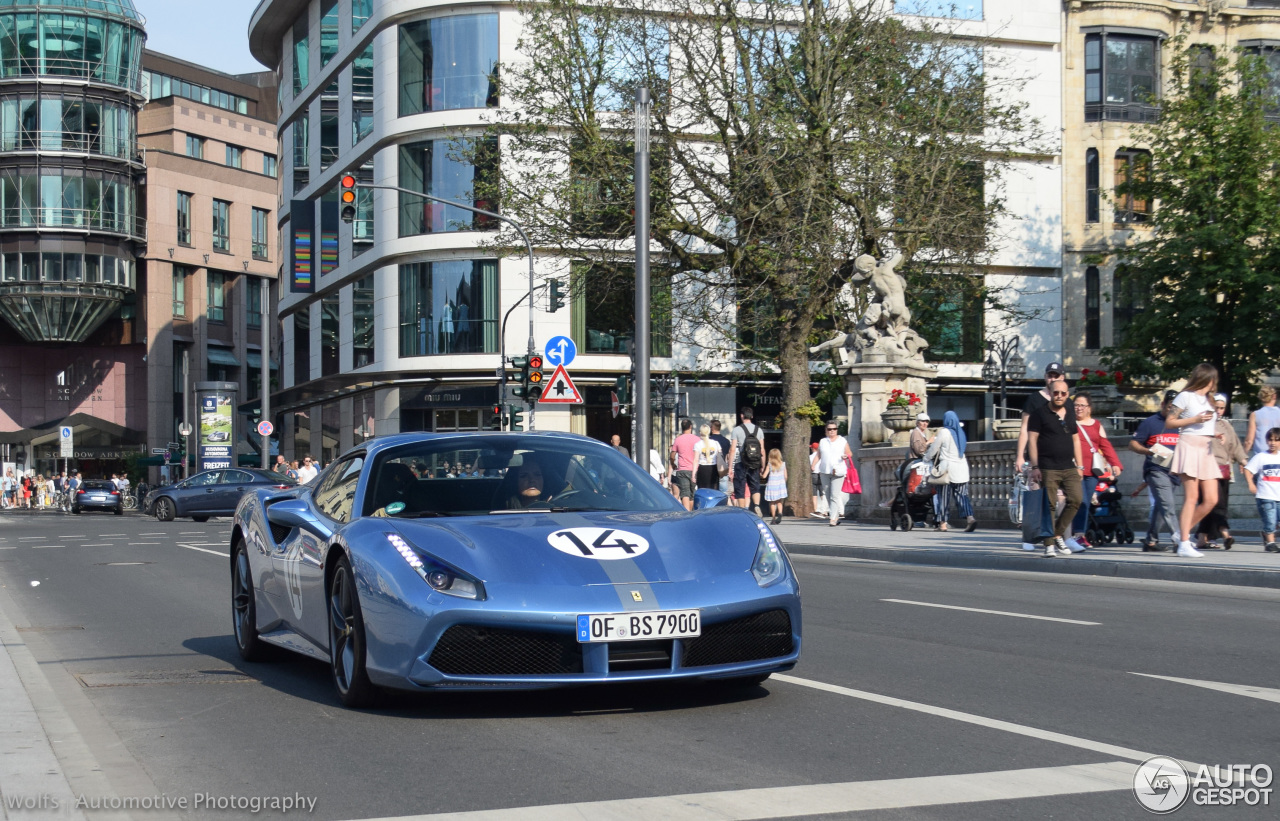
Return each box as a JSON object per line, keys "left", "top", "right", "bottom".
{"left": 7, "top": 1, "right": 145, "bottom": 25}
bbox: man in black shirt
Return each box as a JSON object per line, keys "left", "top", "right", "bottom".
{"left": 1028, "top": 379, "right": 1085, "bottom": 557}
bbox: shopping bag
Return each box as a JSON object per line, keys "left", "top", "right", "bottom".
{"left": 841, "top": 458, "right": 861, "bottom": 494}
{"left": 1020, "top": 487, "right": 1054, "bottom": 544}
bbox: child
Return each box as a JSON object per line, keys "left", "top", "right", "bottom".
{"left": 1243, "top": 426, "right": 1280, "bottom": 553}
{"left": 761, "top": 448, "right": 787, "bottom": 525}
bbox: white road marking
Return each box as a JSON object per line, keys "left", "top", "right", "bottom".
{"left": 133, "top": 542, "right": 160, "bottom": 546}
{"left": 179, "top": 531, "right": 206, "bottom": 535}
{"left": 774, "top": 674, "right": 1169, "bottom": 764}
{"left": 30, "top": 545, "right": 58, "bottom": 549}
{"left": 59, "top": 536, "right": 86, "bottom": 539}
{"left": 176, "top": 543, "right": 225, "bottom": 556}
{"left": 880, "top": 598, "right": 1100, "bottom": 626}
{"left": 18, "top": 536, "right": 43, "bottom": 540}
{"left": 1131, "top": 673, "right": 1280, "bottom": 705}
{"left": 350, "top": 761, "right": 1136, "bottom": 821}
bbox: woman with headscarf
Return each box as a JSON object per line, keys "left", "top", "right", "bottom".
{"left": 924, "top": 411, "right": 976, "bottom": 532}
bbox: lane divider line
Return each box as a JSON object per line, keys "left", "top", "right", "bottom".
{"left": 880, "top": 598, "right": 1100, "bottom": 626}
{"left": 175, "top": 543, "right": 225, "bottom": 556}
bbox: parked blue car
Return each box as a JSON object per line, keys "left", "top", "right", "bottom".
{"left": 72, "top": 480, "right": 124, "bottom": 515}
{"left": 146, "top": 469, "right": 296, "bottom": 522}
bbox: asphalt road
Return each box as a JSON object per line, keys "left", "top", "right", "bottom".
{"left": 0, "top": 510, "right": 1277, "bottom": 820}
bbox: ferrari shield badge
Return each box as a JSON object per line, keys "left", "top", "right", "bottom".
{"left": 547, "top": 527, "right": 650, "bottom": 560}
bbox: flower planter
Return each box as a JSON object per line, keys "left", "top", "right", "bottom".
{"left": 880, "top": 407, "right": 917, "bottom": 432}
{"left": 993, "top": 419, "right": 1021, "bottom": 440}
{"left": 1080, "top": 384, "right": 1123, "bottom": 417}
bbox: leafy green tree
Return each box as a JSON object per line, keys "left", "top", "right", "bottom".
{"left": 481, "top": 0, "right": 1040, "bottom": 509}
{"left": 1105, "top": 36, "right": 1280, "bottom": 401}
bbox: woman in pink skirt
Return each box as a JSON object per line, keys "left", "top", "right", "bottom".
{"left": 1167, "top": 363, "right": 1223, "bottom": 557}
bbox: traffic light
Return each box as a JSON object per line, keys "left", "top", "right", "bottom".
{"left": 511, "top": 354, "right": 544, "bottom": 401}
{"left": 548, "top": 278, "right": 565, "bottom": 313}
{"left": 508, "top": 404, "right": 524, "bottom": 431}
{"left": 614, "top": 374, "right": 631, "bottom": 404}
{"left": 340, "top": 174, "right": 357, "bottom": 224}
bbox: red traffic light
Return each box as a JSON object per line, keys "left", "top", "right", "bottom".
{"left": 529, "top": 355, "right": 543, "bottom": 369}
{"left": 340, "top": 174, "right": 357, "bottom": 189}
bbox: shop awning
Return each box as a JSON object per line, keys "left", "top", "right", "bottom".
{"left": 245, "top": 352, "right": 278, "bottom": 370}
{"left": 207, "top": 347, "right": 240, "bottom": 367}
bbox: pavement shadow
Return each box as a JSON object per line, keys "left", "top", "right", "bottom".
{"left": 183, "top": 634, "right": 772, "bottom": 718}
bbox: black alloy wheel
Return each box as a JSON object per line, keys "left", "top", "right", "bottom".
{"left": 328, "top": 555, "right": 378, "bottom": 707}
{"left": 155, "top": 498, "right": 175, "bottom": 521}
{"left": 232, "top": 541, "right": 270, "bottom": 661}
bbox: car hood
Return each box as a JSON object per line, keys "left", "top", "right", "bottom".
{"left": 389, "top": 507, "right": 766, "bottom": 586}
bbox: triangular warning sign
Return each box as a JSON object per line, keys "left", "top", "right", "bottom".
{"left": 539, "top": 364, "right": 583, "bottom": 403}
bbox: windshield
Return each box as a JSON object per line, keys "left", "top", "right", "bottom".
{"left": 363, "top": 435, "right": 682, "bottom": 518}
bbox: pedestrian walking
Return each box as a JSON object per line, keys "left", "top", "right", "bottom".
{"left": 1167, "top": 364, "right": 1223, "bottom": 557}
{"left": 1195, "top": 393, "right": 1249, "bottom": 550}
{"left": 1068, "top": 393, "right": 1123, "bottom": 550}
{"left": 1, "top": 469, "right": 13, "bottom": 509}
{"left": 695, "top": 424, "right": 723, "bottom": 490}
{"left": 297, "top": 456, "right": 319, "bottom": 485}
{"left": 809, "top": 443, "right": 827, "bottom": 518}
{"left": 1016, "top": 362, "right": 1071, "bottom": 550}
{"left": 670, "top": 418, "right": 700, "bottom": 511}
{"left": 21, "top": 475, "right": 32, "bottom": 508}
{"left": 1129, "top": 390, "right": 1182, "bottom": 551}
{"left": 925, "top": 411, "right": 976, "bottom": 533}
{"left": 709, "top": 420, "right": 733, "bottom": 495}
{"left": 1243, "top": 427, "right": 1280, "bottom": 553}
{"left": 609, "top": 434, "right": 630, "bottom": 458}
{"left": 816, "top": 421, "right": 853, "bottom": 526}
{"left": 731, "top": 407, "right": 765, "bottom": 513}
{"left": 762, "top": 449, "right": 787, "bottom": 525}
{"left": 1027, "top": 379, "right": 1084, "bottom": 557}
{"left": 1244, "top": 385, "right": 1280, "bottom": 456}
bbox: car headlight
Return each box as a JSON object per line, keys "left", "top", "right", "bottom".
{"left": 386, "top": 533, "right": 484, "bottom": 600}
{"left": 751, "top": 521, "right": 787, "bottom": 587}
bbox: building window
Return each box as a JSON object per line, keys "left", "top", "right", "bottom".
{"left": 399, "top": 260, "right": 499, "bottom": 356}
{"left": 909, "top": 275, "right": 985, "bottom": 363}
{"left": 1085, "top": 33, "right": 1160, "bottom": 123}
{"left": 212, "top": 199, "right": 230, "bottom": 251}
{"left": 397, "top": 138, "right": 499, "bottom": 236}
{"left": 353, "top": 0, "right": 372, "bottom": 32}
{"left": 1085, "top": 148, "right": 1099, "bottom": 223}
{"left": 263, "top": 154, "right": 278, "bottom": 177}
{"left": 1085, "top": 266, "right": 1100, "bottom": 350}
{"left": 353, "top": 275, "right": 375, "bottom": 367}
{"left": 292, "top": 13, "right": 310, "bottom": 96}
{"left": 1191, "top": 45, "right": 1216, "bottom": 98}
{"left": 173, "top": 265, "right": 187, "bottom": 317}
{"left": 1112, "top": 266, "right": 1143, "bottom": 346}
{"left": 251, "top": 207, "right": 269, "bottom": 260}
{"left": 291, "top": 116, "right": 309, "bottom": 194}
{"left": 226, "top": 144, "right": 243, "bottom": 168}
{"left": 1114, "top": 149, "right": 1151, "bottom": 225}
{"left": 893, "top": 0, "right": 983, "bottom": 20}
{"left": 144, "top": 70, "right": 251, "bottom": 114}
{"left": 570, "top": 263, "right": 672, "bottom": 357}
{"left": 398, "top": 14, "right": 499, "bottom": 115}
{"left": 186, "top": 134, "right": 204, "bottom": 159}
{"left": 320, "top": 0, "right": 339, "bottom": 67}
{"left": 207, "top": 271, "right": 226, "bottom": 323}
{"left": 1243, "top": 44, "right": 1280, "bottom": 120}
{"left": 176, "top": 191, "right": 192, "bottom": 245}
{"left": 321, "top": 292, "right": 340, "bottom": 377}
{"left": 352, "top": 45, "right": 374, "bottom": 145}
{"left": 320, "top": 83, "right": 339, "bottom": 170}
{"left": 247, "top": 277, "right": 263, "bottom": 329}
{"left": 294, "top": 308, "right": 311, "bottom": 385}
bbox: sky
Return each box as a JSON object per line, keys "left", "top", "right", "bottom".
{"left": 135, "top": 0, "right": 268, "bottom": 76}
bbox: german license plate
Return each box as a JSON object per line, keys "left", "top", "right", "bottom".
{"left": 576, "top": 609, "right": 701, "bottom": 643}
{"left": 91, "top": 495, "right": 107, "bottom": 501}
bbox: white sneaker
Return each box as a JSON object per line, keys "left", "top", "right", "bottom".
{"left": 1065, "top": 537, "right": 1087, "bottom": 553}
{"left": 1054, "top": 537, "right": 1073, "bottom": 556}
{"left": 1043, "top": 542, "right": 1057, "bottom": 558}
{"left": 1176, "top": 542, "right": 1204, "bottom": 558}
{"left": 1022, "top": 542, "right": 1037, "bottom": 551}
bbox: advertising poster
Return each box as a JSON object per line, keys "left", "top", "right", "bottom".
{"left": 197, "top": 387, "right": 236, "bottom": 472}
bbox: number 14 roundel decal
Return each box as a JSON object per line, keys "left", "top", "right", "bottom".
{"left": 547, "top": 527, "right": 650, "bottom": 560}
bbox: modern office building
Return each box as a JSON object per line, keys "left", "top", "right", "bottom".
{"left": 248, "top": 0, "right": 1063, "bottom": 456}
{"left": 0, "top": 0, "right": 147, "bottom": 477}
{"left": 137, "top": 50, "right": 279, "bottom": 479}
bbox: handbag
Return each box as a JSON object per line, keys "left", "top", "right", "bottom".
{"left": 1077, "top": 424, "right": 1109, "bottom": 477}
{"left": 927, "top": 455, "right": 949, "bottom": 485}
{"left": 715, "top": 450, "right": 728, "bottom": 478}
{"left": 841, "top": 458, "right": 861, "bottom": 494}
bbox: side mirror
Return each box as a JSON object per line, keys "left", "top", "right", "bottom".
{"left": 265, "top": 498, "right": 332, "bottom": 539}
{"left": 693, "top": 489, "right": 730, "bottom": 510}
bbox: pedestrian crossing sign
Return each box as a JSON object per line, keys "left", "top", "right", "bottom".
{"left": 539, "top": 364, "right": 583, "bottom": 404}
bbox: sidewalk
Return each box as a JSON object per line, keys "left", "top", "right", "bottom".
{"left": 774, "top": 518, "right": 1280, "bottom": 590}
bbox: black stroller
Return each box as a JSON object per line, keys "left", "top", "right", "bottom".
{"left": 1084, "top": 481, "right": 1135, "bottom": 545}
{"left": 889, "top": 456, "right": 936, "bottom": 531}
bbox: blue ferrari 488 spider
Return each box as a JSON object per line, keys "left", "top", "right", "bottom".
{"left": 230, "top": 432, "right": 801, "bottom": 706}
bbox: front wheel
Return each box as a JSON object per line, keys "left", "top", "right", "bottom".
{"left": 155, "top": 498, "right": 175, "bottom": 522}
{"left": 231, "top": 541, "right": 271, "bottom": 661}
{"left": 192, "top": 516, "right": 210, "bottom": 523}
{"left": 328, "top": 556, "right": 378, "bottom": 708}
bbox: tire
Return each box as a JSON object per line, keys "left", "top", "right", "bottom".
{"left": 155, "top": 498, "right": 175, "bottom": 522}
{"left": 1086, "top": 529, "right": 1100, "bottom": 546}
{"left": 192, "top": 516, "right": 210, "bottom": 523}
{"left": 1122, "top": 527, "right": 1135, "bottom": 544}
{"left": 113, "top": 506, "right": 123, "bottom": 515}
{"left": 231, "top": 541, "right": 271, "bottom": 662}
{"left": 902, "top": 515, "right": 914, "bottom": 532}
{"left": 328, "top": 555, "right": 378, "bottom": 708}
{"left": 72, "top": 506, "right": 80, "bottom": 515}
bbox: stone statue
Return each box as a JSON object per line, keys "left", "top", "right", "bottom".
{"left": 809, "top": 251, "right": 929, "bottom": 366}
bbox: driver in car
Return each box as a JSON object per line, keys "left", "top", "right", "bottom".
{"left": 507, "top": 457, "right": 556, "bottom": 509}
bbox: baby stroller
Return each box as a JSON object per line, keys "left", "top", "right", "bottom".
{"left": 889, "top": 456, "right": 936, "bottom": 531}
{"left": 1084, "top": 480, "right": 1135, "bottom": 545}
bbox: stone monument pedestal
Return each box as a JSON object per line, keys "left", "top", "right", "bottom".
{"left": 843, "top": 359, "right": 937, "bottom": 446}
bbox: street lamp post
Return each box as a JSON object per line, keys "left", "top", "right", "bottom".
{"left": 982, "top": 337, "right": 1026, "bottom": 419}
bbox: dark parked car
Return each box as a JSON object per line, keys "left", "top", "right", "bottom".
{"left": 73, "top": 480, "right": 124, "bottom": 515}
{"left": 147, "top": 469, "right": 296, "bottom": 522}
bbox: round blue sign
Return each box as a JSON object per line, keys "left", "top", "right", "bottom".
{"left": 544, "top": 335, "right": 577, "bottom": 367}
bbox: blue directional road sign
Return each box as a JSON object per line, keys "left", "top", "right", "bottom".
{"left": 543, "top": 335, "right": 577, "bottom": 368}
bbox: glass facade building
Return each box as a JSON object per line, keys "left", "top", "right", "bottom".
{"left": 0, "top": 0, "right": 145, "bottom": 343}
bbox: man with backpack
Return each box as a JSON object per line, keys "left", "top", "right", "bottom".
{"left": 732, "top": 406, "right": 766, "bottom": 513}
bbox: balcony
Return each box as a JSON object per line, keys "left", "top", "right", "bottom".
{"left": 0, "top": 130, "right": 142, "bottom": 165}
{"left": 0, "top": 207, "right": 146, "bottom": 242}
{"left": 0, "top": 281, "right": 131, "bottom": 342}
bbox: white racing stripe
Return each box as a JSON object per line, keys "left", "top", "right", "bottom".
{"left": 348, "top": 761, "right": 1136, "bottom": 821}
{"left": 881, "top": 598, "right": 1100, "bottom": 626}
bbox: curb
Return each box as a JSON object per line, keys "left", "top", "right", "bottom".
{"left": 786, "top": 542, "right": 1280, "bottom": 590}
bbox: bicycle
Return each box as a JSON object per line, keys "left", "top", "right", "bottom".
{"left": 121, "top": 491, "right": 138, "bottom": 511}
{"left": 52, "top": 489, "right": 72, "bottom": 513}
